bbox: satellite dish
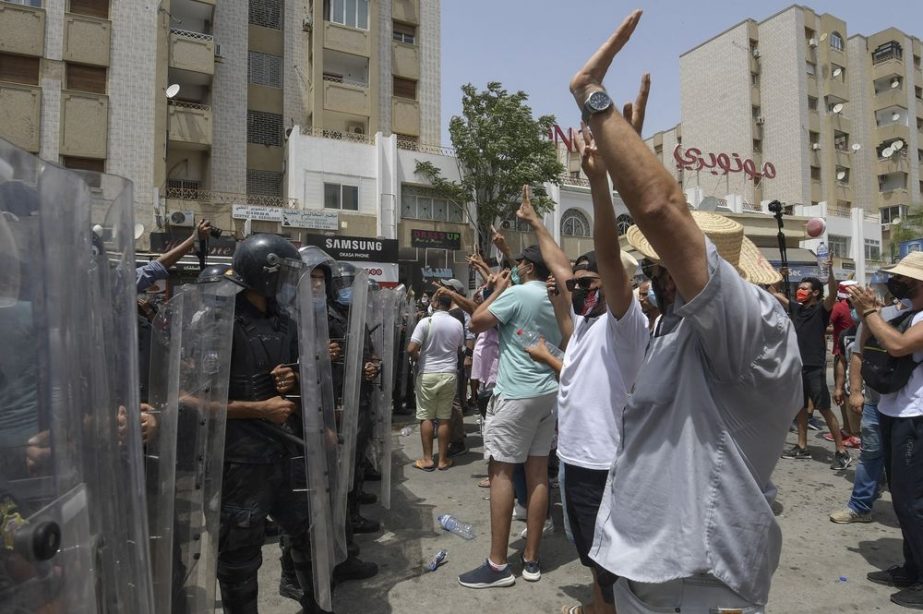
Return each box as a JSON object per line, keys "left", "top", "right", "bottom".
{"left": 832, "top": 67, "right": 842, "bottom": 77}
{"left": 812, "top": 143, "right": 821, "bottom": 150}
{"left": 893, "top": 139, "right": 905, "bottom": 150}
{"left": 134, "top": 223, "right": 145, "bottom": 240}
{"left": 820, "top": 32, "right": 828, "bottom": 42}
{"left": 165, "top": 83, "right": 181, "bottom": 99}
{"left": 883, "top": 147, "right": 894, "bottom": 158}
{"left": 891, "top": 79, "right": 900, "bottom": 89}
{"left": 892, "top": 111, "right": 902, "bottom": 121}
{"left": 832, "top": 103, "right": 844, "bottom": 114}
{"left": 698, "top": 196, "right": 720, "bottom": 212}
{"left": 851, "top": 143, "right": 862, "bottom": 152}
{"left": 836, "top": 170, "right": 846, "bottom": 180}
{"left": 92, "top": 224, "right": 104, "bottom": 236}
{"left": 893, "top": 216, "right": 903, "bottom": 226}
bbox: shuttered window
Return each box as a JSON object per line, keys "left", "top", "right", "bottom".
{"left": 66, "top": 63, "right": 107, "bottom": 94}
{"left": 0, "top": 53, "right": 39, "bottom": 85}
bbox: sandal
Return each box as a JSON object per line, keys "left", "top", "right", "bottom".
{"left": 437, "top": 459, "right": 454, "bottom": 471}
{"left": 561, "top": 605, "right": 584, "bottom": 614}
{"left": 414, "top": 459, "right": 435, "bottom": 472}
{"left": 477, "top": 477, "right": 490, "bottom": 488}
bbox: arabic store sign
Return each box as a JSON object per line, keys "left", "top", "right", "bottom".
{"left": 673, "top": 145, "right": 776, "bottom": 182}
{"left": 281, "top": 209, "right": 339, "bottom": 231}
{"left": 410, "top": 229, "right": 461, "bottom": 250}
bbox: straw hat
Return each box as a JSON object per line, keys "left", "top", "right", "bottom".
{"left": 881, "top": 251, "right": 923, "bottom": 282}
{"left": 626, "top": 210, "right": 782, "bottom": 286}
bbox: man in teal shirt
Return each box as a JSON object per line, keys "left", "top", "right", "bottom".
{"left": 460, "top": 245, "right": 562, "bottom": 588}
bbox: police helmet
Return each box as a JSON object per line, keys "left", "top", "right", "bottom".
{"left": 231, "top": 233, "right": 301, "bottom": 298}
{"left": 299, "top": 246, "right": 338, "bottom": 303}
{"left": 333, "top": 261, "right": 358, "bottom": 291}
{"left": 197, "top": 263, "right": 231, "bottom": 284}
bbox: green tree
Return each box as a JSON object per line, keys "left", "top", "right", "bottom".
{"left": 414, "top": 82, "right": 565, "bottom": 254}
{"left": 888, "top": 204, "right": 923, "bottom": 262}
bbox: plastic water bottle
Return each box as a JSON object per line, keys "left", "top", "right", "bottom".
{"left": 400, "top": 426, "right": 413, "bottom": 437}
{"left": 438, "top": 514, "right": 475, "bottom": 540}
{"left": 515, "top": 328, "right": 564, "bottom": 359}
{"left": 425, "top": 549, "right": 448, "bottom": 571}
{"left": 816, "top": 241, "right": 829, "bottom": 280}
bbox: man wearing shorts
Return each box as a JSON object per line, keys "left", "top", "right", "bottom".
{"left": 407, "top": 292, "right": 464, "bottom": 471}
{"left": 460, "top": 245, "right": 562, "bottom": 588}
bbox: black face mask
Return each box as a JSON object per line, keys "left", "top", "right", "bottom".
{"left": 571, "top": 287, "right": 602, "bottom": 316}
{"left": 887, "top": 277, "right": 916, "bottom": 301}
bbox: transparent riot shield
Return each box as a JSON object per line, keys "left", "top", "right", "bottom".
{"left": 332, "top": 271, "right": 369, "bottom": 540}
{"left": 171, "top": 279, "right": 236, "bottom": 614}
{"left": 0, "top": 140, "right": 153, "bottom": 613}
{"left": 295, "top": 274, "right": 336, "bottom": 612}
{"left": 377, "top": 288, "right": 399, "bottom": 510}
{"left": 366, "top": 286, "right": 385, "bottom": 474}
{"left": 398, "top": 292, "right": 419, "bottom": 406}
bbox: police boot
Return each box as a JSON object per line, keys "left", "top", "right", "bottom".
{"left": 279, "top": 550, "right": 304, "bottom": 602}
{"left": 350, "top": 512, "right": 380, "bottom": 534}
{"left": 333, "top": 555, "right": 379, "bottom": 585}
{"left": 218, "top": 576, "right": 260, "bottom": 614}
{"left": 291, "top": 549, "right": 335, "bottom": 614}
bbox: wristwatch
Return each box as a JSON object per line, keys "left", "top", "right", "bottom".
{"left": 582, "top": 89, "right": 614, "bottom": 123}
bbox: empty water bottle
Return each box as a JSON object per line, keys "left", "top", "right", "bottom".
{"left": 816, "top": 241, "right": 829, "bottom": 280}
{"left": 425, "top": 549, "right": 448, "bottom": 571}
{"left": 438, "top": 514, "right": 475, "bottom": 540}
{"left": 515, "top": 327, "right": 564, "bottom": 359}
{"left": 400, "top": 426, "right": 413, "bottom": 437}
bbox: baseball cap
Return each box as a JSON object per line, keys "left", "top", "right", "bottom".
{"left": 444, "top": 278, "right": 465, "bottom": 293}
{"left": 517, "top": 245, "right": 547, "bottom": 269}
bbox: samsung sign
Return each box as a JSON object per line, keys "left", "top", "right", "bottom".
{"left": 302, "top": 233, "right": 399, "bottom": 262}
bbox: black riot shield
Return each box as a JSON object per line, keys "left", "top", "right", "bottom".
{"left": 0, "top": 139, "right": 154, "bottom": 613}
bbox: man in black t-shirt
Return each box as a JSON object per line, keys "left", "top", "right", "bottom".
{"left": 779, "top": 275, "right": 851, "bottom": 469}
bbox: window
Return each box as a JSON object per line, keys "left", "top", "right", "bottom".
{"left": 246, "top": 169, "right": 282, "bottom": 197}
{"left": 247, "top": 110, "right": 283, "bottom": 146}
{"left": 324, "top": 183, "right": 358, "bottom": 210}
{"left": 0, "top": 53, "right": 39, "bottom": 85}
{"left": 393, "top": 21, "right": 416, "bottom": 45}
{"left": 810, "top": 166, "right": 821, "bottom": 181}
{"left": 831, "top": 64, "right": 845, "bottom": 80}
{"left": 393, "top": 77, "right": 417, "bottom": 99}
{"left": 835, "top": 167, "right": 849, "bottom": 184}
{"left": 828, "top": 235, "right": 849, "bottom": 258}
{"left": 872, "top": 41, "right": 902, "bottom": 64}
{"left": 829, "top": 32, "right": 844, "bottom": 51}
{"left": 808, "top": 96, "right": 818, "bottom": 111}
{"left": 806, "top": 61, "right": 816, "bottom": 77}
{"left": 751, "top": 72, "right": 759, "bottom": 86}
{"left": 66, "top": 63, "right": 106, "bottom": 94}
{"left": 249, "top": 0, "right": 282, "bottom": 29}
{"left": 62, "top": 156, "right": 104, "bottom": 172}
{"left": 325, "top": 0, "right": 369, "bottom": 30}
{"left": 919, "top": 149, "right": 923, "bottom": 163}
{"left": 752, "top": 139, "right": 762, "bottom": 153}
{"left": 69, "top": 0, "right": 109, "bottom": 18}
{"left": 248, "top": 51, "right": 282, "bottom": 88}
{"left": 916, "top": 86, "right": 923, "bottom": 100}
{"left": 401, "top": 187, "right": 462, "bottom": 222}
{"left": 881, "top": 205, "right": 907, "bottom": 225}
{"left": 865, "top": 239, "right": 881, "bottom": 261}
{"left": 833, "top": 131, "right": 849, "bottom": 152}
{"left": 561, "top": 209, "right": 590, "bottom": 238}
{"left": 809, "top": 130, "right": 820, "bottom": 145}
{"left": 5, "top": 0, "right": 43, "bottom": 6}
{"left": 616, "top": 214, "right": 634, "bottom": 236}
{"left": 166, "top": 178, "right": 201, "bottom": 197}
{"left": 751, "top": 105, "right": 761, "bottom": 119}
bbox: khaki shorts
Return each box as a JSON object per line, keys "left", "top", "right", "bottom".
{"left": 416, "top": 372, "right": 457, "bottom": 421}
{"left": 483, "top": 391, "right": 557, "bottom": 464}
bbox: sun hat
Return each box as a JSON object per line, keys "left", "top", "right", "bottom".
{"left": 626, "top": 210, "right": 782, "bottom": 286}
{"left": 881, "top": 251, "right": 923, "bottom": 282}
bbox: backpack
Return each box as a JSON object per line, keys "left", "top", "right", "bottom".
{"left": 861, "top": 310, "right": 921, "bottom": 394}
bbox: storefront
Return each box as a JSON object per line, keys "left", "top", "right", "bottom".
{"left": 302, "top": 233, "right": 400, "bottom": 287}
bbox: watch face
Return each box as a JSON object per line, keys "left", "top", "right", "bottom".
{"left": 588, "top": 90, "right": 612, "bottom": 113}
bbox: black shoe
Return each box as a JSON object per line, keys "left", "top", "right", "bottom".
{"left": 781, "top": 445, "right": 811, "bottom": 460}
{"left": 333, "top": 555, "right": 379, "bottom": 583}
{"left": 279, "top": 572, "right": 303, "bottom": 602}
{"left": 364, "top": 468, "right": 382, "bottom": 481}
{"left": 347, "top": 541, "right": 360, "bottom": 558}
{"left": 869, "top": 566, "right": 919, "bottom": 588}
{"left": 351, "top": 514, "right": 381, "bottom": 534}
{"left": 265, "top": 518, "right": 280, "bottom": 538}
{"left": 892, "top": 583, "right": 923, "bottom": 609}
{"left": 358, "top": 491, "right": 378, "bottom": 505}
{"left": 830, "top": 450, "right": 852, "bottom": 470}
{"left": 447, "top": 442, "right": 467, "bottom": 458}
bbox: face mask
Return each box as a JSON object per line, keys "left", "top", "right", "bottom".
{"left": 887, "top": 277, "right": 914, "bottom": 301}
{"left": 571, "top": 287, "right": 601, "bottom": 316}
{"left": 420, "top": 296, "right": 430, "bottom": 306}
{"left": 850, "top": 307, "right": 859, "bottom": 322}
{"left": 795, "top": 289, "right": 811, "bottom": 303}
{"left": 647, "top": 285, "right": 658, "bottom": 310}
{"left": 510, "top": 267, "right": 521, "bottom": 285}
{"left": 337, "top": 286, "right": 352, "bottom": 306}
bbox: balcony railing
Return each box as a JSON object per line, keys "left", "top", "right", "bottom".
{"left": 170, "top": 27, "right": 213, "bottom": 42}
{"left": 396, "top": 138, "right": 455, "bottom": 156}
{"left": 165, "top": 186, "right": 298, "bottom": 209}
{"left": 560, "top": 175, "right": 591, "bottom": 187}
{"left": 322, "top": 73, "right": 368, "bottom": 88}
{"left": 299, "top": 126, "right": 374, "bottom": 145}
{"left": 169, "top": 99, "right": 210, "bottom": 111}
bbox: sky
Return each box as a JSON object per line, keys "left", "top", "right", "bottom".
{"left": 440, "top": 0, "right": 923, "bottom": 144}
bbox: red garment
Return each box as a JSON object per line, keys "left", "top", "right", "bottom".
{"left": 830, "top": 299, "right": 854, "bottom": 356}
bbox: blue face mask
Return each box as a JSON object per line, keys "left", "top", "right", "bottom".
{"left": 337, "top": 287, "right": 352, "bottom": 306}
{"left": 850, "top": 307, "right": 859, "bottom": 322}
{"left": 510, "top": 267, "right": 521, "bottom": 286}
{"left": 647, "top": 284, "right": 658, "bottom": 310}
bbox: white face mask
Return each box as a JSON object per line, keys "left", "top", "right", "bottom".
{"left": 427, "top": 304, "right": 434, "bottom": 315}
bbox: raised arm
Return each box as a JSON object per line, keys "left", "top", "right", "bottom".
{"left": 851, "top": 286, "right": 923, "bottom": 357}
{"left": 516, "top": 185, "right": 573, "bottom": 298}
{"left": 823, "top": 263, "right": 837, "bottom": 311}
{"left": 470, "top": 269, "right": 511, "bottom": 333}
{"left": 491, "top": 226, "right": 514, "bottom": 266}
{"left": 569, "top": 10, "right": 708, "bottom": 302}
{"left": 158, "top": 218, "right": 211, "bottom": 269}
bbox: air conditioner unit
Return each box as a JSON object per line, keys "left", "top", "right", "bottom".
{"left": 169, "top": 210, "right": 195, "bottom": 227}
{"left": 500, "top": 220, "right": 512, "bottom": 229}
{"left": 346, "top": 122, "right": 365, "bottom": 135}
{"left": 752, "top": 48, "right": 760, "bottom": 58}
{"left": 302, "top": 15, "right": 313, "bottom": 31}
{"left": 755, "top": 116, "right": 765, "bottom": 125}
{"left": 808, "top": 38, "right": 818, "bottom": 48}
{"left": 214, "top": 43, "right": 224, "bottom": 58}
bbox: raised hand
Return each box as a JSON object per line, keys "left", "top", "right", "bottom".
{"left": 570, "top": 10, "right": 643, "bottom": 107}
{"left": 576, "top": 123, "right": 607, "bottom": 183}
{"left": 491, "top": 225, "right": 509, "bottom": 255}
{"left": 621, "top": 73, "right": 651, "bottom": 135}
{"left": 516, "top": 184, "right": 540, "bottom": 226}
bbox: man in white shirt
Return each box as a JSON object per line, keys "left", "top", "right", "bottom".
{"left": 407, "top": 292, "right": 464, "bottom": 471}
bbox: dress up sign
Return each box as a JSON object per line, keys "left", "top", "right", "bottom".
{"left": 410, "top": 229, "right": 461, "bottom": 250}
{"left": 673, "top": 145, "right": 776, "bottom": 182}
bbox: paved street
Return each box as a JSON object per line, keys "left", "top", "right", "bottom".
{"left": 254, "top": 408, "right": 909, "bottom": 613}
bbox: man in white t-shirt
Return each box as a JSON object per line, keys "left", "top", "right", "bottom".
{"left": 407, "top": 292, "right": 464, "bottom": 471}
{"left": 849, "top": 254, "right": 923, "bottom": 610}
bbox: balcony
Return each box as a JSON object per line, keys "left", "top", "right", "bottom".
{"left": 917, "top": 97, "right": 923, "bottom": 118}
{"left": 170, "top": 28, "right": 215, "bottom": 76}
{"left": 392, "top": 42, "right": 419, "bottom": 80}
{"left": 830, "top": 114, "right": 851, "bottom": 135}
{"left": 392, "top": 0, "right": 419, "bottom": 25}
{"left": 0, "top": 83, "right": 41, "bottom": 152}
{"left": 878, "top": 157, "right": 904, "bottom": 175}
{"left": 749, "top": 55, "right": 760, "bottom": 75}
{"left": 60, "top": 91, "right": 109, "bottom": 158}
{"left": 808, "top": 110, "right": 820, "bottom": 132}
{"left": 872, "top": 57, "right": 903, "bottom": 81}
{"left": 811, "top": 181, "right": 823, "bottom": 204}
{"left": 168, "top": 100, "right": 212, "bottom": 148}
{"left": 750, "top": 84, "right": 760, "bottom": 106}
{"left": 877, "top": 121, "right": 910, "bottom": 143}
{"left": 392, "top": 98, "right": 420, "bottom": 136}
{"left": 0, "top": 2, "right": 44, "bottom": 57}
{"left": 63, "top": 13, "right": 111, "bottom": 67}
{"left": 324, "top": 21, "right": 370, "bottom": 57}
{"left": 875, "top": 88, "right": 906, "bottom": 110}
{"left": 880, "top": 187, "right": 909, "bottom": 205}
{"left": 323, "top": 77, "right": 369, "bottom": 116}
{"left": 824, "top": 78, "right": 848, "bottom": 101}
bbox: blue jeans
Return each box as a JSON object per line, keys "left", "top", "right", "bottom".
{"left": 848, "top": 403, "right": 884, "bottom": 515}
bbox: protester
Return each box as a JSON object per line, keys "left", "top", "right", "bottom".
{"left": 831, "top": 280, "right": 860, "bottom": 443}
{"left": 849, "top": 257, "right": 923, "bottom": 610}
{"left": 635, "top": 279, "right": 661, "bottom": 333}
{"left": 435, "top": 279, "right": 477, "bottom": 457}
{"left": 407, "top": 291, "right": 465, "bottom": 471}
{"left": 568, "top": 10, "right": 801, "bottom": 611}
{"left": 136, "top": 218, "right": 212, "bottom": 292}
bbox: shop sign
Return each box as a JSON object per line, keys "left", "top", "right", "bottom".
{"left": 411, "top": 229, "right": 462, "bottom": 250}
{"left": 302, "top": 233, "right": 399, "bottom": 262}
{"left": 281, "top": 209, "right": 339, "bottom": 231}
{"left": 232, "top": 204, "right": 284, "bottom": 222}
{"left": 673, "top": 145, "right": 777, "bottom": 182}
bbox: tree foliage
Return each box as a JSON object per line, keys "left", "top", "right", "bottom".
{"left": 888, "top": 204, "right": 923, "bottom": 261}
{"left": 414, "top": 82, "right": 565, "bottom": 252}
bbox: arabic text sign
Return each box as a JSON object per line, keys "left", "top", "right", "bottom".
{"left": 673, "top": 145, "right": 776, "bottom": 182}
{"left": 281, "top": 209, "right": 339, "bottom": 231}
{"left": 231, "top": 204, "right": 284, "bottom": 222}
{"left": 411, "top": 229, "right": 461, "bottom": 250}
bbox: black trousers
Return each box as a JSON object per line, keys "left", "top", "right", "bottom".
{"left": 881, "top": 414, "right": 923, "bottom": 578}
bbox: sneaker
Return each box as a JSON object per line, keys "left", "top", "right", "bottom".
{"left": 829, "top": 507, "right": 872, "bottom": 524}
{"left": 807, "top": 416, "right": 823, "bottom": 430}
{"left": 520, "top": 553, "right": 541, "bottom": 582}
{"left": 512, "top": 502, "right": 527, "bottom": 522}
{"left": 519, "top": 517, "right": 554, "bottom": 539}
{"left": 458, "top": 559, "right": 516, "bottom": 589}
{"left": 781, "top": 445, "right": 811, "bottom": 460}
{"left": 830, "top": 451, "right": 852, "bottom": 470}
{"left": 868, "top": 565, "right": 919, "bottom": 588}
{"left": 891, "top": 583, "right": 923, "bottom": 609}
